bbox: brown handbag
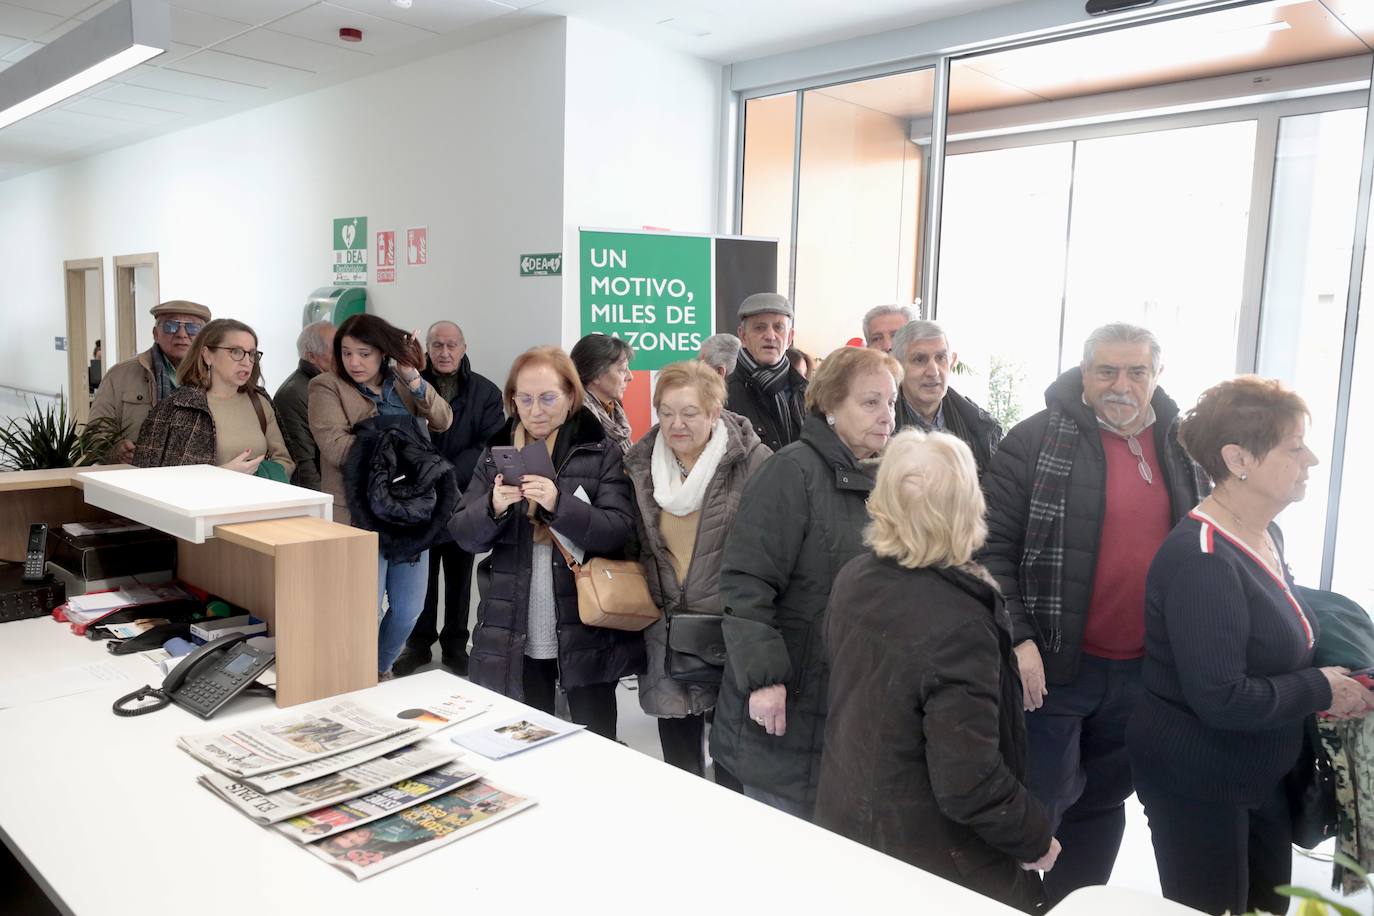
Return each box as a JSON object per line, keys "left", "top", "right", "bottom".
{"left": 551, "top": 537, "right": 660, "bottom": 632}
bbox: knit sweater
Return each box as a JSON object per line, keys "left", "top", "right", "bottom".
{"left": 1126, "top": 510, "right": 1332, "bottom": 804}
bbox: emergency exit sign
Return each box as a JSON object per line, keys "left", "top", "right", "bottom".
{"left": 520, "top": 253, "right": 562, "bottom": 277}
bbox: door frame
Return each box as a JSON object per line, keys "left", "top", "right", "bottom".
{"left": 114, "top": 252, "right": 160, "bottom": 362}
{"left": 63, "top": 257, "right": 105, "bottom": 424}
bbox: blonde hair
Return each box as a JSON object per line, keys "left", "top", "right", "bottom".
{"left": 805, "top": 346, "right": 903, "bottom": 416}
{"left": 653, "top": 360, "right": 726, "bottom": 414}
{"left": 864, "top": 429, "right": 987, "bottom": 568}
{"left": 504, "top": 346, "right": 585, "bottom": 415}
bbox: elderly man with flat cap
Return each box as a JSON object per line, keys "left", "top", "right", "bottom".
{"left": 726, "top": 292, "right": 808, "bottom": 452}
{"left": 90, "top": 299, "right": 211, "bottom": 463}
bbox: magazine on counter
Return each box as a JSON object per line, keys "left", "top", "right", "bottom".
{"left": 274, "top": 760, "right": 483, "bottom": 844}
{"left": 199, "top": 741, "right": 461, "bottom": 824}
{"left": 307, "top": 779, "right": 535, "bottom": 880}
{"left": 239, "top": 692, "right": 492, "bottom": 792}
{"left": 450, "top": 709, "right": 584, "bottom": 759}
{"left": 178, "top": 699, "right": 418, "bottom": 778}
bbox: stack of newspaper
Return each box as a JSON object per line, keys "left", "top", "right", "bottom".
{"left": 179, "top": 693, "right": 538, "bottom": 879}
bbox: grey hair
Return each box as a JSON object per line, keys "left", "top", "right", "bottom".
{"left": 427, "top": 320, "right": 464, "bottom": 344}
{"left": 296, "top": 320, "right": 334, "bottom": 358}
{"left": 698, "top": 333, "right": 742, "bottom": 374}
{"left": 863, "top": 304, "right": 917, "bottom": 340}
{"left": 1081, "top": 323, "right": 1162, "bottom": 374}
{"left": 891, "top": 319, "right": 949, "bottom": 361}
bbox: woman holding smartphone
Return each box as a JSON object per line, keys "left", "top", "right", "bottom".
{"left": 449, "top": 346, "right": 643, "bottom": 739}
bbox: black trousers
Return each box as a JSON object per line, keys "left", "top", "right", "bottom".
{"left": 1024, "top": 655, "right": 1142, "bottom": 904}
{"left": 522, "top": 656, "right": 618, "bottom": 740}
{"left": 405, "top": 541, "right": 475, "bottom": 661}
{"left": 1136, "top": 775, "right": 1292, "bottom": 915}
{"left": 657, "top": 714, "right": 743, "bottom": 792}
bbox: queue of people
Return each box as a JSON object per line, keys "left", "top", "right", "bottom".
{"left": 87, "top": 292, "right": 1369, "bottom": 915}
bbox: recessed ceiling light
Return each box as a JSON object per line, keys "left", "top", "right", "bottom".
{"left": 391, "top": 0, "right": 413, "bottom": 8}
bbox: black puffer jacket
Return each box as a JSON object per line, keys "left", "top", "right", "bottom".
{"left": 710, "top": 413, "right": 876, "bottom": 806}
{"left": 817, "top": 554, "right": 1050, "bottom": 913}
{"left": 725, "top": 364, "right": 808, "bottom": 453}
{"left": 448, "top": 407, "right": 645, "bottom": 695}
{"left": 896, "top": 385, "right": 1003, "bottom": 479}
{"left": 344, "top": 415, "right": 458, "bottom": 562}
{"left": 980, "top": 369, "right": 1203, "bottom": 686}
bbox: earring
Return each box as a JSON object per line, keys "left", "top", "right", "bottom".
{"left": 1239, "top": 473, "right": 1248, "bottom": 481}
{"left": 825, "top": 415, "right": 835, "bottom": 427}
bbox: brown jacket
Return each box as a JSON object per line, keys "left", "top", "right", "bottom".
{"left": 88, "top": 349, "right": 159, "bottom": 458}
{"left": 308, "top": 372, "right": 453, "bottom": 526}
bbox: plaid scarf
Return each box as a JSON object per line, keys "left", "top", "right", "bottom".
{"left": 1019, "top": 407, "right": 1077, "bottom": 653}
{"left": 735, "top": 346, "right": 798, "bottom": 443}
{"left": 150, "top": 345, "right": 179, "bottom": 402}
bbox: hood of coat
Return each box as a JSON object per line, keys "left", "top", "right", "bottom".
{"left": 1043, "top": 366, "right": 1182, "bottom": 435}
{"left": 622, "top": 408, "right": 758, "bottom": 485}
{"left": 795, "top": 412, "right": 877, "bottom": 493}
{"left": 162, "top": 385, "right": 211, "bottom": 414}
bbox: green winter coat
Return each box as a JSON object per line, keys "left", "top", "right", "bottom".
{"left": 710, "top": 413, "right": 877, "bottom": 806}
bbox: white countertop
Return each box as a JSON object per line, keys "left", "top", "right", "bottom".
{"left": 0, "top": 618, "right": 1027, "bottom": 916}
{"left": 76, "top": 465, "right": 331, "bottom": 543}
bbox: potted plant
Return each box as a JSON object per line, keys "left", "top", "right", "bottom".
{"left": 0, "top": 396, "right": 122, "bottom": 470}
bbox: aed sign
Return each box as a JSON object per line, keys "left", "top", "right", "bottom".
{"left": 579, "top": 231, "right": 710, "bottom": 371}
{"left": 520, "top": 253, "right": 562, "bottom": 277}
{"left": 332, "top": 216, "right": 368, "bottom": 287}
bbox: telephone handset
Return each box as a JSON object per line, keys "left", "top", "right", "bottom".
{"left": 112, "top": 632, "right": 275, "bottom": 719}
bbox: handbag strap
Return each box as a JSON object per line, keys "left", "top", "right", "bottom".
{"left": 247, "top": 388, "right": 268, "bottom": 435}
{"left": 549, "top": 531, "right": 582, "bottom": 573}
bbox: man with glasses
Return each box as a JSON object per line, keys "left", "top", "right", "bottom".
{"left": 90, "top": 300, "right": 211, "bottom": 463}
{"left": 980, "top": 322, "right": 1204, "bottom": 904}
{"left": 393, "top": 321, "right": 504, "bottom": 678}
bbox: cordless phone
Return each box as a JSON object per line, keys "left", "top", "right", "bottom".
{"left": 22, "top": 523, "right": 47, "bottom": 582}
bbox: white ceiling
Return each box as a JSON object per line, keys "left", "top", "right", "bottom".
{"left": 0, "top": 0, "right": 1023, "bottom": 182}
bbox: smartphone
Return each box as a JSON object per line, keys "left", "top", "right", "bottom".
{"left": 491, "top": 446, "right": 526, "bottom": 484}
{"left": 1349, "top": 667, "right": 1374, "bottom": 689}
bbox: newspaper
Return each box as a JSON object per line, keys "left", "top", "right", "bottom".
{"left": 238, "top": 692, "right": 492, "bottom": 793}
{"left": 274, "top": 760, "right": 482, "bottom": 844}
{"left": 450, "top": 709, "right": 583, "bottom": 759}
{"left": 199, "top": 741, "right": 461, "bottom": 825}
{"left": 307, "top": 779, "right": 536, "bottom": 880}
{"left": 178, "top": 699, "right": 417, "bottom": 778}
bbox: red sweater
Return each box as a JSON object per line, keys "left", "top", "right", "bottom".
{"left": 1082, "top": 427, "right": 1173, "bottom": 660}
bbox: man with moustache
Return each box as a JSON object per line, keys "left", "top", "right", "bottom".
{"left": 980, "top": 323, "right": 1204, "bottom": 905}
{"left": 90, "top": 300, "right": 211, "bottom": 463}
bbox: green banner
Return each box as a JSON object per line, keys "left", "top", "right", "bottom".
{"left": 579, "top": 231, "right": 711, "bottom": 371}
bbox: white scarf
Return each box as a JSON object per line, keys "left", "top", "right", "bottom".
{"left": 651, "top": 417, "right": 728, "bottom": 517}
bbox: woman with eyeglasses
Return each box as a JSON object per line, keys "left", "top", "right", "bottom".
{"left": 449, "top": 346, "right": 643, "bottom": 739}
{"left": 131, "top": 318, "right": 294, "bottom": 479}
{"left": 309, "top": 314, "right": 453, "bottom": 679}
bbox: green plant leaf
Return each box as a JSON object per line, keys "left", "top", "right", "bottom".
{"left": 1274, "top": 886, "right": 1361, "bottom": 916}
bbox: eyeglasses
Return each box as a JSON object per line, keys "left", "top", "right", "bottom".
{"left": 1125, "top": 434, "right": 1154, "bottom": 485}
{"left": 208, "top": 346, "right": 263, "bottom": 364}
{"left": 159, "top": 319, "right": 203, "bottom": 337}
{"left": 513, "top": 392, "right": 563, "bottom": 411}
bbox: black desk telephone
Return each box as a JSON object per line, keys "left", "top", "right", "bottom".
{"left": 112, "top": 632, "right": 275, "bottom": 719}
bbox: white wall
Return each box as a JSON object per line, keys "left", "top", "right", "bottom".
{"left": 0, "top": 18, "right": 569, "bottom": 402}
{"left": 560, "top": 18, "right": 724, "bottom": 348}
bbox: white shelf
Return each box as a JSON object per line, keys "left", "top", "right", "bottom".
{"left": 77, "top": 465, "right": 332, "bottom": 543}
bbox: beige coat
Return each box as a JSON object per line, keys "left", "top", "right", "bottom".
{"left": 88, "top": 349, "right": 158, "bottom": 459}
{"left": 308, "top": 372, "right": 453, "bottom": 526}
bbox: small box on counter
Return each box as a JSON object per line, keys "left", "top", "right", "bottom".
{"left": 190, "top": 615, "right": 266, "bottom": 642}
